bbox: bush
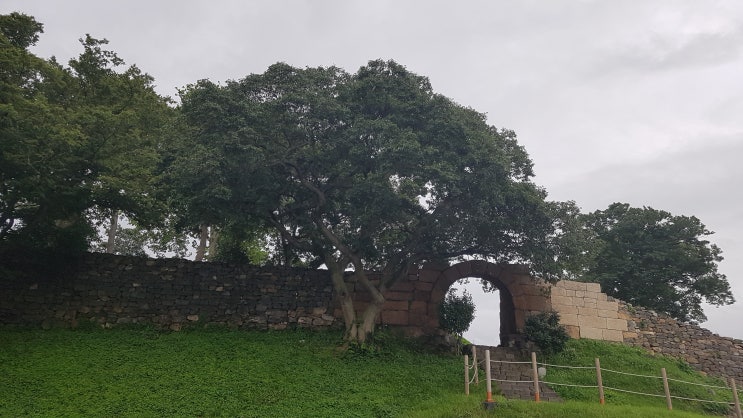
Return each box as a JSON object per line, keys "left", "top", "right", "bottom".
{"left": 439, "top": 288, "right": 476, "bottom": 352}
{"left": 523, "top": 311, "right": 569, "bottom": 355}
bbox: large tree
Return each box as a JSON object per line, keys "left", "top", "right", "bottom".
{"left": 0, "top": 13, "right": 171, "bottom": 254}
{"left": 579, "top": 203, "right": 734, "bottom": 323}
{"left": 178, "top": 61, "right": 563, "bottom": 343}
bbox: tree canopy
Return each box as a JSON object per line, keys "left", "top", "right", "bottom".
{"left": 577, "top": 203, "right": 734, "bottom": 323}
{"left": 175, "top": 60, "right": 564, "bottom": 342}
{"left": 0, "top": 12, "right": 172, "bottom": 254}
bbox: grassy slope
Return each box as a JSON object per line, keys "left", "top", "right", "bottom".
{"left": 541, "top": 339, "right": 734, "bottom": 416}
{"left": 0, "top": 327, "right": 730, "bottom": 417}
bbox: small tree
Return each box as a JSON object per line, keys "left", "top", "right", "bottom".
{"left": 439, "top": 288, "right": 476, "bottom": 352}
{"left": 523, "top": 312, "right": 569, "bottom": 355}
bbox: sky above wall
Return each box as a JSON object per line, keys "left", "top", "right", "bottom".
{"left": 4, "top": 0, "right": 742, "bottom": 342}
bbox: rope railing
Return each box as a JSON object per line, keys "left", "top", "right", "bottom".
{"left": 542, "top": 381, "right": 599, "bottom": 389}
{"left": 600, "top": 367, "right": 664, "bottom": 379}
{"left": 537, "top": 362, "right": 594, "bottom": 369}
{"left": 602, "top": 386, "right": 668, "bottom": 398}
{"left": 490, "top": 359, "right": 532, "bottom": 364}
{"left": 463, "top": 347, "right": 743, "bottom": 417}
{"left": 491, "top": 378, "right": 533, "bottom": 383}
{"left": 666, "top": 376, "right": 730, "bottom": 390}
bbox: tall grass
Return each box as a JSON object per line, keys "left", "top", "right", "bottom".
{"left": 0, "top": 327, "right": 722, "bottom": 417}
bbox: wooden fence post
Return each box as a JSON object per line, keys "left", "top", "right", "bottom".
{"left": 661, "top": 368, "right": 672, "bottom": 410}
{"left": 532, "top": 351, "right": 540, "bottom": 403}
{"left": 472, "top": 345, "right": 479, "bottom": 385}
{"left": 464, "top": 355, "right": 470, "bottom": 395}
{"left": 732, "top": 378, "right": 742, "bottom": 418}
{"left": 595, "top": 357, "right": 605, "bottom": 405}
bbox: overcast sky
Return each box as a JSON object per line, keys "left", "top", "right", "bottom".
{"left": 5, "top": 1, "right": 742, "bottom": 343}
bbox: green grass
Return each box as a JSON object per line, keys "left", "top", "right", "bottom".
{"left": 538, "top": 339, "right": 735, "bottom": 416}
{"left": 0, "top": 327, "right": 730, "bottom": 417}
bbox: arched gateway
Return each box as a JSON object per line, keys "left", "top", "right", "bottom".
{"left": 356, "top": 260, "right": 553, "bottom": 345}
{"left": 359, "top": 259, "right": 628, "bottom": 344}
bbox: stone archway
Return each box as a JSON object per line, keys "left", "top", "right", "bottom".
{"left": 428, "top": 261, "right": 551, "bottom": 345}
{"left": 375, "top": 260, "right": 552, "bottom": 345}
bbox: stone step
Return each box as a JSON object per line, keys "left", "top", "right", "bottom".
{"left": 471, "top": 345, "right": 563, "bottom": 403}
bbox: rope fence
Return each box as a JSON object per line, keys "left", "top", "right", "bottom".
{"left": 463, "top": 346, "right": 743, "bottom": 417}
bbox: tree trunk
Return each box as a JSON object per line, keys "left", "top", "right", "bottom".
{"left": 347, "top": 269, "right": 387, "bottom": 344}
{"left": 207, "top": 226, "right": 219, "bottom": 261}
{"left": 105, "top": 210, "right": 119, "bottom": 254}
{"left": 356, "top": 300, "right": 385, "bottom": 344}
{"left": 324, "top": 257, "right": 360, "bottom": 342}
{"left": 195, "top": 223, "right": 208, "bottom": 261}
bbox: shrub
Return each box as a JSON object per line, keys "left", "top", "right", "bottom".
{"left": 439, "top": 288, "right": 476, "bottom": 352}
{"left": 523, "top": 311, "right": 569, "bottom": 355}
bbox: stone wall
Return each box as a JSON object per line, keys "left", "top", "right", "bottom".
{"left": 2, "top": 252, "right": 742, "bottom": 382}
{"left": 620, "top": 303, "right": 743, "bottom": 382}
{"left": 550, "top": 280, "right": 627, "bottom": 342}
{"left": 0, "top": 253, "right": 337, "bottom": 331}
{"left": 549, "top": 280, "right": 743, "bottom": 382}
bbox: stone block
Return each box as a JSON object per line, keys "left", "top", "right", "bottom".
{"left": 486, "top": 263, "right": 503, "bottom": 277}
{"left": 381, "top": 310, "right": 409, "bottom": 325}
{"left": 469, "top": 260, "right": 489, "bottom": 276}
{"left": 389, "top": 281, "right": 415, "bottom": 292}
{"left": 606, "top": 318, "right": 628, "bottom": 331}
{"left": 579, "top": 315, "right": 607, "bottom": 329}
{"left": 598, "top": 309, "right": 618, "bottom": 319}
{"left": 584, "top": 292, "right": 600, "bottom": 301}
{"left": 559, "top": 313, "right": 580, "bottom": 326}
{"left": 582, "top": 299, "right": 597, "bottom": 309}
{"left": 522, "top": 295, "right": 549, "bottom": 311}
{"left": 585, "top": 283, "right": 601, "bottom": 293}
{"left": 580, "top": 326, "right": 603, "bottom": 340}
{"left": 550, "top": 295, "right": 573, "bottom": 307}
{"left": 577, "top": 307, "right": 598, "bottom": 317}
{"left": 575, "top": 290, "right": 586, "bottom": 298}
{"left": 564, "top": 325, "right": 580, "bottom": 339}
{"left": 602, "top": 329, "right": 624, "bottom": 342}
{"left": 383, "top": 300, "right": 409, "bottom": 311}
{"left": 418, "top": 269, "right": 440, "bottom": 283}
{"left": 443, "top": 268, "right": 461, "bottom": 282}
{"left": 413, "top": 290, "right": 431, "bottom": 301}
{"left": 561, "top": 281, "right": 587, "bottom": 291}
{"left": 455, "top": 262, "right": 473, "bottom": 277}
{"left": 408, "top": 313, "right": 427, "bottom": 326}
{"left": 554, "top": 280, "right": 570, "bottom": 288}
{"left": 555, "top": 304, "right": 578, "bottom": 315}
{"left": 410, "top": 301, "right": 427, "bottom": 315}
{"left": 597, "top": 300, "right": 619, "bottom": 312}
{"left": 551, "top": 287, "right": 566, "bottom": 297}
{"left": 384, "top": 291, "right": 412, "bottom": 302}
{"left": 415, "top": 281, "right": 434, "bottom": 291}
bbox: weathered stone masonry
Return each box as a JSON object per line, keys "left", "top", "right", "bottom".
{"left": 0, "top": 253, "right": 338, "bottom": 331}
{"left": 620, "top": 303, "right": 743, "bottom": 382}
{"left": 2, "top": 253, "right": 742, "bottom": 382}
{"left": 549, "top": 279, "right": 743, "bottom": 382}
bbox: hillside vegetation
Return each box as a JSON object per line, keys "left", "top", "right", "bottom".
{"left": 0, "top": 327, "right": 731, "bottom": 417}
